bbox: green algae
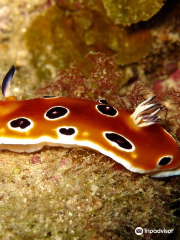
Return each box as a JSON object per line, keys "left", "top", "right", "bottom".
{"left": 24, "top": 0, "right": 180, "bottom": 88}
{"left": 109, "top": 27, "right": 152, "bottom": 65}
{"left": 56, "top": 0, "right": 164, "bottom": 25}
{"left": 25, "top": 4, "right": 152, "bottom": 82}
{"left": 102, "top": 0, "right": 164, "bottom": 25}
{"left": 25, "top": 5, "right": 89, "bottom": 81}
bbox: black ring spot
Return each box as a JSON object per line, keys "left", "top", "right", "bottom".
{"left": 59, "top": 128, "right": 75, "bottom": 135}
{"left": 97, "top": 104, "right": 117, "bottom": 116}
{"left": 10, "top": 118, "right": 31, "bottom": 129}
{"left": 46, "top": 107, "right": 68, "bottom": 119}
{"left": 99, "top": 99, "right": 109, "bottom": 104}
{"left": 158, "top": 156, "right": 172, "bottom": 166}
{"left": 105, "top": 133, "right": 133, "bottom": 150}
{"left": 42, "top": 96, "right": 56, "bottom": 98}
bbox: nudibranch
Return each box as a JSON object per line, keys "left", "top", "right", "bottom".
{"left": 1, "top": 66, "right": 180, "bottom": 177}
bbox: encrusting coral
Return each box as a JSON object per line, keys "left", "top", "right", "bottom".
{"left": 0, "top": 147, "right": 178, "bottom": 240}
